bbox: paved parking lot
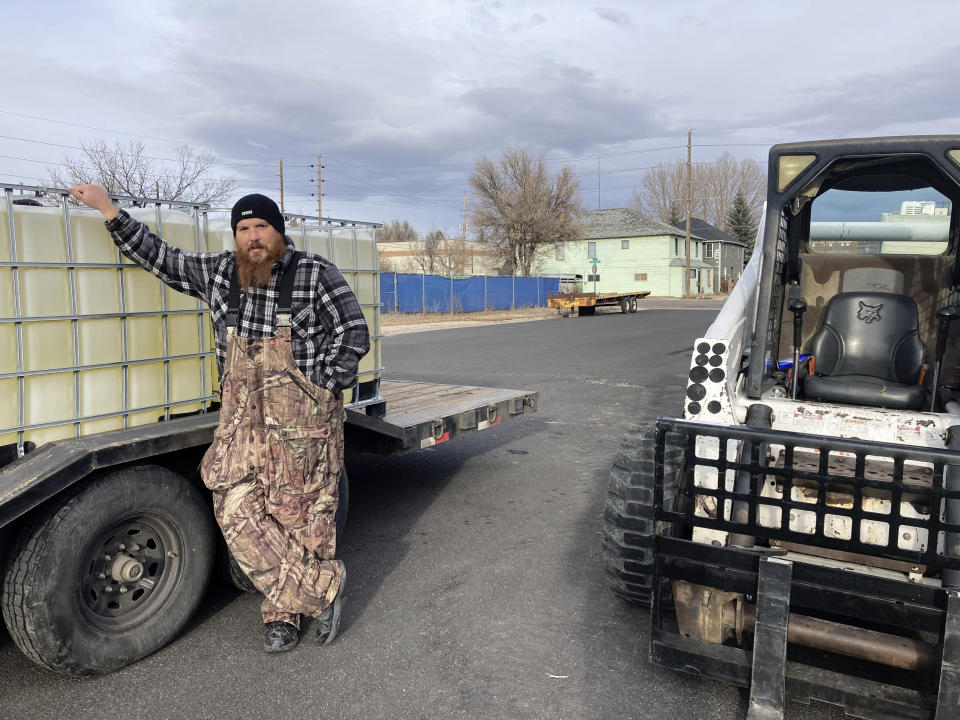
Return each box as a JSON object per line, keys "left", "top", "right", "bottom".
{"left": 0, "top": 308, "right": 845, "bottom": 720}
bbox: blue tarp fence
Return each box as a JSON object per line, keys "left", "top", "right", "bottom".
{"left": 379, "top": 273, "right": 562, "bottom": 314}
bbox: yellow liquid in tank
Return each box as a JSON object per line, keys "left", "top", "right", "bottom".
{"left": 80, "top": 416, "right": 124, "bottom": 435}
{"left": 75, "top": 268, "right": 121, "bottom": 315}
{"left": 170, "top": 358, "right": 202, "bottom": 406}
{"left": 0, "top": 267, "right": 14, "bottom": 317}
{"left": 0, "top": 323, "right": 16, "bottom": 376}
{"left": 14, "top": 206, "right": 67, "bottom": 263}
{"left": 26, "top": 424, "right": 73, "bottom": 447}
{"left": 0, "top": 377, "right": 17, "bottom": 433}
{"left": 79, "top": 367, "right": 123, "bottom": 418}
{"left": 71, "top": 211, "right": 118, "bottom": 264}
{"left": 123, "top": 270, "right": 163, "bottom": 312}
{"left": 0, "top": 206, "right": 9, "bottom": 263}
{"left": 22, "top": 320, "right": 74, "bottom": 371}
{"left": 166, "top": 285, "right": 199, "bottom": 312}
{"left": 19, "top": 268, "right": 71, "bottom": 317}
{"left": 23, "top": 372, "right": 74, "bottom": 426}
{"left": 128, "top": 362, "right": 165, "bottom": 410}
{"left": 168, "top": 315, "right": 202, "bottom": 356}
{"left": 126, "top": 317, "right": 164, "bottom": 361}
{"left": 78, "top": 318, "right": 122, "bottom": 365}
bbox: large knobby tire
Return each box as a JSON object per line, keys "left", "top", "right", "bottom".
{"left": 224, "top": 466, "right": 350, "bottom": 594}
{"left": 601, "top": 423, "right": 684, "bottom": 606}
{"left": 620, "top": 298, "right": 630, "bottom": 314}
{"left": 1, "top": 465, "right": 215, "bottom": 676}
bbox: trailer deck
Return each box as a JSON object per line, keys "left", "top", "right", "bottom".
{"left": 0, "top": 380, "right": 538, "bottom": 529}
{"left": 547, "top": 290, "right": 650, "bottom": 315}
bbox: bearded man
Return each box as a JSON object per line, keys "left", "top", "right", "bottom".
{"left": 69, "top": 185, "right": 370, "bottom": 653}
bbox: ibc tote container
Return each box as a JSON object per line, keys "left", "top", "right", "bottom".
{"left": 0, "top": 186, "right": 382, "bottom": 457}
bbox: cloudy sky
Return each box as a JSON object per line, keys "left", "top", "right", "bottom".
{"left": 3, "top": 0, "right": 959, "bottom": 234}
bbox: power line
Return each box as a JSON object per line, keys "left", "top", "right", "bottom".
{"left": 0, "top": 134, "right": 285, "bottom": 168}
{"left": 0, "top": 108, "right": 284, "bottom": 158}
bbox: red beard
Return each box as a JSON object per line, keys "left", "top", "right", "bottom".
{"left": 235, "top": 237, "right": 286, "bottom": 290}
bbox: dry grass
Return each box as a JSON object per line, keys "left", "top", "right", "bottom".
{"left": 380, "top": 307, "right": 557, "bottom": 326}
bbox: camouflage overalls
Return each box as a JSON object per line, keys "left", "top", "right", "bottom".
{"left": 200, "top": 253, "right": 344, "bottom": 628}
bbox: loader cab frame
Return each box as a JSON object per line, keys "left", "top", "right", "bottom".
{"left": 746, "top": 137, "right": 960, "bottom": 400}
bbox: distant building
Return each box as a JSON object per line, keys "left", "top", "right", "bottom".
{"left": 881, "top": 200, "right": 951, "bottom": 223}
{"left": 673, "top": 217, "right": 746, "bottom": 293}
{"left": 536, "top": 208, "right": 713, "bottom": 297}
{"left": 377, "top": 240, "right": 500, "bottom": 275}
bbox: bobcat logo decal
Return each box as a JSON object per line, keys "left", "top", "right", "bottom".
{"left": 857, "top": 300, "right": 883, "bottom": 323}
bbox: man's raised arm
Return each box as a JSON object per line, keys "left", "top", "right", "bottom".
{"left": 69, "top": 183, "right": 216, "bottom": 302}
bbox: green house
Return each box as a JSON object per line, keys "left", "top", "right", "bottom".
{"left": 536, "top": 209, "right": 714, "bottom": 297}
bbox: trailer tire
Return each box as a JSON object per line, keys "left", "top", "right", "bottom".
{"left": 620, "top": 298, "right": 630, "bottom": 314}
{"left": 578, "top": 305, "right": 596, "bottom": 317}
{"left": 224, "top": 466, "right": 350, "bottom": 594}
{"left": 629, "top": 298, "right": 638, "bottom": 313}
{"left": 1, "top": 465, "right": 215, "bottom": 676}
{"left": 601, "top": 422, "right": 684, "bottom": 607}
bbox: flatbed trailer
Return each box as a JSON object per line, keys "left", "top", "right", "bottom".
{"left": 0, "top": 185, "right": 539, "bottom": 678}
{"left": 547, "top": 290, "right": 651, "bottom": 316}
{"left": 0, "top": 379, "right": 538, "bottom": 530}
{"left": 0, "top": 378, "right": 537, "bottom": 677}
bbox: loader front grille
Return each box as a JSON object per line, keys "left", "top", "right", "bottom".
{"left": 654, "top": 417, "right": 960, "bottom": 571}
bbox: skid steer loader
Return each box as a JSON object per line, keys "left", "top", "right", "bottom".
{"left": 602, "top": 136, "right": 960, "bottom": 719}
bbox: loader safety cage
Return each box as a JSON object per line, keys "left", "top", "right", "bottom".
{"left": 650, "top": 417, "right": 960, "bottom": 720}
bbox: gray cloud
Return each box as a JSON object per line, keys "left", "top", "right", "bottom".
{"left": 742, "top": 47, "right": 960, "bottom": 138}
{"left": 595, "top": 6, "right": 634, "bottom": 28}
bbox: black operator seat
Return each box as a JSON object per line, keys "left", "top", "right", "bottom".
{"left": 803, "top": 292, "right": 927, "bottom": 410}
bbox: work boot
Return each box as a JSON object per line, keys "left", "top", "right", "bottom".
{"left": 315, "top": 561, "right": 346, "bottom": 645}
{"left": 264, "top": 621, "right": 299, "bottom": 652}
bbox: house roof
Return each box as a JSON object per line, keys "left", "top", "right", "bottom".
{"left": 579, "top": 208, "right": 705, "bottom": 241}
{"left": 673, "top": 217, "right": 746, "bottom": 246}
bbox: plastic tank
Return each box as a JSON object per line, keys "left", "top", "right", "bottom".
{"left": 1, "top": 188, "right": 382, "bottom": 455}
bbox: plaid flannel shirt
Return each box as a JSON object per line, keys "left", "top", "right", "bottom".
{"left": 105, "top": 209, "right": 370, "bottom": 394}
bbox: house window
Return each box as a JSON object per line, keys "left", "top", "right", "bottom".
{"left": 674, "top": 238, "right": 679, "bottom": 256}
{"left": 704, "top": 244, "right": 713, "bottom": 259}
{"left": 635, "top": 273, "right": 647, "bottom": 281}
{"left": 588, "top": 242, "right": 597, "bottom": 258}
{"left": 621, "top": 239, "right": 629, "bottom": 249}
{"left": 556, "top": 246, "right": 565, "bottom": 261}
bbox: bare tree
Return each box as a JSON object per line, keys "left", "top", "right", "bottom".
{"left": 412, "top": 229, "right": 445, "bottom": 274}
{"left": 629, "top": 151, "right": 764, "bottom": 230}
{"left": 377, "top": 220, "right": 418, "bottom": 244}
{"left": 49, "top": 140, "right": 237, "bottom": 204}
{"left": 470, "top": 148, "right": 583, "bottom": 276}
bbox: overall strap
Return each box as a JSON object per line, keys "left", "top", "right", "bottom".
{"left": 226, "top": 263, "right": 241, "bottom": 328}
{"left": 276, "top": 251, "right": 301, "bottom": 328}
{"left": 226, "top": 251, "right": 302, "bottom": 329}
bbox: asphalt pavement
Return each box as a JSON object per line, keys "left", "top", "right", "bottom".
{"left": 0, "top": 307, "right": 846, "bottom": 720}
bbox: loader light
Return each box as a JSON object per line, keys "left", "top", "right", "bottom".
{"left": 948, "top": 149, "right": 960, "bottom": 168}
{"left": 777, "top": 154, "right": 817, "bottom": 192}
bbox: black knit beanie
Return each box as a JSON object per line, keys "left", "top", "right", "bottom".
{"left": 231, "top": 193, "right": 285, "bottom": 237}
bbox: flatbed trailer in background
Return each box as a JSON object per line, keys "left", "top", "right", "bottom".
{"left": 547, "top": 290, "right": 651, "bottom": 316}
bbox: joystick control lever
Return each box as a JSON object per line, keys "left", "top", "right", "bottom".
{"left": 787, "top": 298, "right": 807, "bottom": 399}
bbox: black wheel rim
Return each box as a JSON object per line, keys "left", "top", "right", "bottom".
{"left": 76, "top": 512, "right": 184, "bottom": 633}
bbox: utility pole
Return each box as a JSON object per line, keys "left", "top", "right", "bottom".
{"left": 317, "top": 154, "right": 323, "bottom": 220}
{"left": 279, "top": 159, "right": 284, "bottom": 213}
{"left": 685, "top": 130, "right": 692, "bottom": 298}
{"left": 462, "top": 192, "right": 467, "bottom": 243}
